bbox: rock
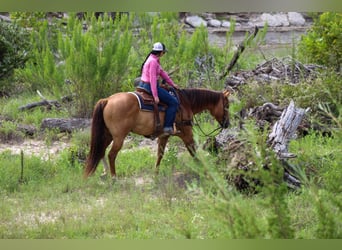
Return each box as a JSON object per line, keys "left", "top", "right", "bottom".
{"left": 0, "top": 15, "right": 11, "bottom": 22}
{"left": 185, "top": 15, "right": 207, "bottom": 28}
{"left": 260, "top": 13, "right": 283, "bottom": 27}
{"left": 221, "top": 21, "right": 231, "bottom": 28}
{"left": 277, "top": 13, "right": 290, "bottom": 26}
{"left": 208, "top": 19, "right": 221, "bottom": 27}
{"left": 288, "top": 12, "right": 306, "bottom": 26}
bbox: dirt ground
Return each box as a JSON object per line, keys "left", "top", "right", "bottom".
{"left": 0, "top": 139, "right": 70, "bottom": 160}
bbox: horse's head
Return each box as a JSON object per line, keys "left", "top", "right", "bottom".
{"left": 215, "top": 90, "right": 230, "bottom": 128}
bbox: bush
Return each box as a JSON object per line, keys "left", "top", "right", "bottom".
{"left": 298, "top": 12, "right": 342, "bottom": 71}
{"left": 0, "top": 21, "right": 31, "bottom": 90}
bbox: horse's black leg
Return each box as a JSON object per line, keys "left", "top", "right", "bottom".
{"left": 155, "top": 136, "right": 169, "bottom": 173}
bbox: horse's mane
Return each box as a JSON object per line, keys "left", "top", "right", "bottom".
{"left": 179, "top": 88, "right": 222, "bottom": 109}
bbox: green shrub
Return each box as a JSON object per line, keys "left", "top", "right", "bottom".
{"left": 0, "top": 21, "right": 31, "bottom": 91}
{"left": 298, "top": 12, "right": 342, "bottom": 71}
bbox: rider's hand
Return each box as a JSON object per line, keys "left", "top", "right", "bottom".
{"left": 154, "top": 96, "right": 160, "bottom": 104}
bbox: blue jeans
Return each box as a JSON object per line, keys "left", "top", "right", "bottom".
{"left": 139, "top": 82, "right": 179, "bottom": 128}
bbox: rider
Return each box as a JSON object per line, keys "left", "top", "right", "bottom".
{"left": 139, "top": 42, "right": 180, "bottom": 136}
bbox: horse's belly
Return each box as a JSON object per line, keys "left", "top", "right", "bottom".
{"left": 131, "top": 111, "right": 165, "bottom": 135}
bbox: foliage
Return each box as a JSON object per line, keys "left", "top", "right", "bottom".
{"left": 298, "top": 12, "right": 342, "bottom": 71}
{"left": 0, "top": 21, "right": 31, "bottom": 91}
{"left": 15, "top": 13, "right": 136, "bottom": 117}
{"left": 1, "top": 12, "right": 342, "bottom": 239}
{"left": 0, "top": 119, "right": 341, "bottom": 238}
{"left": 0, "top": 92, "right": 68, "bottom": 127}
{"left": 0, "top": 120, "right": 24, "bottom": 142}
{"left": 10, "top": 12, "right": 47, "bottom": 29}
{"left": 13, "top": 12, "right": 242, "bottom": 117}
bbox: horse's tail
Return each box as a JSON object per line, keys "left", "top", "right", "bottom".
{"left": 84, "top": 99, "right": 109, "bottom": 178}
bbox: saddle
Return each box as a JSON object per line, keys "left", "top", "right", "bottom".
{"left": 135, "top": 86, "right": 168, "bottom": 136}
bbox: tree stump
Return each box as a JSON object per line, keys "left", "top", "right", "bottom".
{"left": 267, "top": 100, "right": 307, "bottom": 159}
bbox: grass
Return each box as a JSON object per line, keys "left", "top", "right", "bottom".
{"left": 0, "top": 127, "right": 341, "bottom": 239}
{"left": 1, "top": 87, "right": 341, "bottom": 238}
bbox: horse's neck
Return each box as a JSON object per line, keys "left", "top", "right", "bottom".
{"left": 191, "top": 104, "right": 211, "bottom": 115}
{"left": 183, "top": 89, "right": 216, "bottom": 115}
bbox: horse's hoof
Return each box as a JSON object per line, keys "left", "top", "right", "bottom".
{"left": 100, "top": 173, "right": 108, "bottom": 181}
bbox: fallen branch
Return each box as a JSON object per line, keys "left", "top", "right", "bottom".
{"left": 19, "top": 90, "right": 61, "bottom": 111}
{"left": 219, "top": 26, "right": 259, "bottom": 80}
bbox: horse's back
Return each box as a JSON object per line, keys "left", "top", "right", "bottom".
{"left": 103, "top": 92, "right": 162, "bottom": 136}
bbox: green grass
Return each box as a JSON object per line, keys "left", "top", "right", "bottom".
{"left": 1, "top": 87, "right": 341, "bottom": 238}
{"left": 0, "top": 127, "right": 341, "bottom": 239}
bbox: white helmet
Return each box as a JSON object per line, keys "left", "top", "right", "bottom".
{"left": 152, "top": 42, "right": 167, "bottom": 52}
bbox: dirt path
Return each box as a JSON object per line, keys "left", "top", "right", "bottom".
{"left": 0, "top": 136, "right": 160, "bottom": 161}
{"left": 0, "top": 139, "right": 70, "bottom": 160}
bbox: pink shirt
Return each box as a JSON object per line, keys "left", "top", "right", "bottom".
{"left": 141, "top": 54, "right": 176, "bottom": 99}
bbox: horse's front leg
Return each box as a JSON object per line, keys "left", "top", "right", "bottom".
{"left": 184, "top": 138, "right": 196, "bottom": 157}
{"left": 180, "top": 130, "right": 197, "bottom": 158}
{"left": 155, "top": 136, "right": 170, "bottom": 174}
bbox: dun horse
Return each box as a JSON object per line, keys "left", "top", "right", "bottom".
{"left": 84, "top": 88, "right": 230, "bottom": 178}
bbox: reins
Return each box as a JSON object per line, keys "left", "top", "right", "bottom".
{"left": 192, "top": 114, "right": 223, "bottom": 137}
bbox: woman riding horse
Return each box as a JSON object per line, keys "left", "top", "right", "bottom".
{"left": 84, "top": 86, "right": 230, "bottom": 179}
{"left": 138, "top": 42, "right": 180, "bottom": 136}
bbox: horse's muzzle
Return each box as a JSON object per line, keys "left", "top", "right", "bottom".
{"left": 221, "top": 119, "right": 230, "bottom": 128}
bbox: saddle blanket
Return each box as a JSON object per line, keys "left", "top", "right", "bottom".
{"left": 129, "top": 92, "right": 167, "bottom": 112}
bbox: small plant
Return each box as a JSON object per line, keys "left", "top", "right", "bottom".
{"left": 0, "top": 120, "right": 24, "bottom": 142}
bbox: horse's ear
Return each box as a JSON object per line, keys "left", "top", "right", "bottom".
{"left": 223, "top": 90, "right": 230, "bottom": 97}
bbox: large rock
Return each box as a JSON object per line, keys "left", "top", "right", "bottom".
{"left": 288, "top": 12, "right": 306, "bottom": 26}
{"left": 208, "top": 19, "right": 221, "bottom": 27}
{"left": 221, "top": 20, "right": 231, "bottom": 28}
{"left": 276, "top": 13, "right": 290, "bottom": 26}
{"left": 257, "top": 13, "right": 283, "bottom": 27}
{"left": 0, "top": 15, "right": 11, "bottom": 22}
{"left": 185, "top": 15, "right": 207, "bottom": 28}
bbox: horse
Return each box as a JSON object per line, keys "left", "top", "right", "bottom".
{"left": 84, "top": 88, "right": 230, "bottom": 179}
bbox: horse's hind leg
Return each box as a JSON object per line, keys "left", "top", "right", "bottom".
{"left": 108, "top": 137, "right": 125, "bottom": 178}
{"left": 155, "top": 136, "right": 170, "bottom": 174}
{"left": 101, "top": 137, "right": 113, "bottom": 178}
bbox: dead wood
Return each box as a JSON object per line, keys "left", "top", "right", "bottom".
{"left": 225, "top": 57, "right": 322, "bottom": 88}
{"left": 19, "top": 100, "right": 61, "bottom": 111}
{"left": 41, "top": 118, "right": 91, "bottom": 133}
{"left": 19, "top": 90, "right": 61, "bottom": 111}
{"left": 206, "top": 100, "right": 307, "bottom": 191}
{"left": 267, "top": 100, "right": 307, "bottom": 159}
{"left": 219, "top": 26, "right": 259, "bottom": 80}
{"left": 17, "top": 124, "right": 37, "bottom": 136}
